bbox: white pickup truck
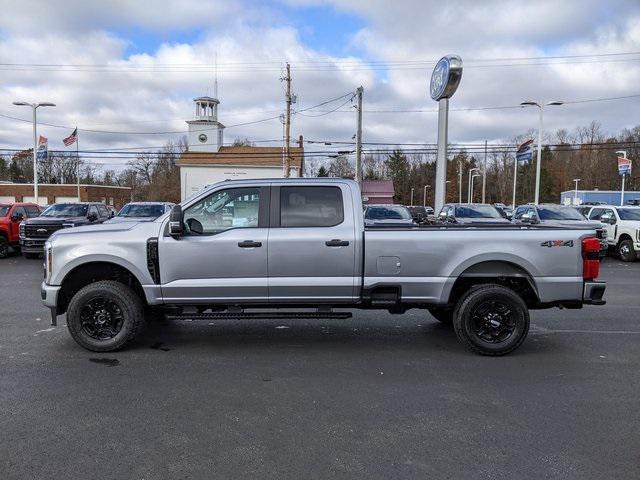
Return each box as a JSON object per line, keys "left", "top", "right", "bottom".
{"left": 41, "top": 178, "right": 606, "bottom": 356}
{"left": 587, "top": 205, "right": 640, "bottom": 261}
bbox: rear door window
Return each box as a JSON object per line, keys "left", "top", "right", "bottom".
{"left": 25, "top": 206, "right": 41, "bottom": 218}
{"left": 280, "top": 186, "right": 343, "bottom": 227}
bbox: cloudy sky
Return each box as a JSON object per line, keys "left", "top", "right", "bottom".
{"left": 1, "top": 0, "right": 639, "bottom": 169}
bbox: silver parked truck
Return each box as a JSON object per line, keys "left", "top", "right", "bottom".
{"left": 42, "top": 179, "right": 606, "bottom": 355}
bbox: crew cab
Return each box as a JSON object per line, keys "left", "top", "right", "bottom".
{"left": 0, "top": 202, "right": 42, "bottom": 258}
{"left": 41, "top": 179, "right": 606, "bottom": 356}
{"left": 587, "top": 205, "right": 640, "bottom": 262}
{"left": 20, "top": 202, "right": 110, "bottom": 258}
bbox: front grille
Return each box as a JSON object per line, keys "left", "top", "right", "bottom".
{"left": 24, "top": 224, "right": 63, "bottom": 239}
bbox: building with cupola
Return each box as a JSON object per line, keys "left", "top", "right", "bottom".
{"left": 178, "top": 94, "right": 303, "bottom": 200}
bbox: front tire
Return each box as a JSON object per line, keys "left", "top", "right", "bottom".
{"left": 453, "top": 284, "right": 530, "bottom": 356}
{"left": 618, "top": 239, "right": 636, "bottom": 262}
{"left": 67, "top": 280, "right": 146, "bottom": 352}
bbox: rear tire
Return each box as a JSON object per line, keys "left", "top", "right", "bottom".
{"left": 0, "top": 237, "right": 8, "bottom": 259}
{"left": 618, "top": 239, "right": 636, "bottom": 262}
{"left": 453, "top": 284, "right": 530, "bottom": 356}
{"left": 428, "top": 307, "right": 453, "bottom": 324}
{"left": 67, "top": 280, "right": 146, "bottom": 352}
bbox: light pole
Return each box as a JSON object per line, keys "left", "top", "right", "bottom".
{"left": 410, "top": 188, "right": 414, "bottom": 206}
{"left": 617, "top": 150, "right": 628, "bottom": 206}
{"left": 458, "top": 160, "right": 463, "bottom": 203}
{"left": 12, "top": 101, "right": 56, "bottom": 204}
{"left": 423, "top": 184, "right": 431, "bottom": 207}
{"left": 520, "top": 100, "right": 563, "bottom": 204}
{"left": 573, "top": 178, "right": 580, "bottom": 205}
{"left": 470, "top": 174, "right": 481, "bottom": 203}
{"left": 467, "top": 167, "right": 479, "bottom": 203}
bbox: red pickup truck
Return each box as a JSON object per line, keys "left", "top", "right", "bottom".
{"left": 0, "top": 203, "right": 42, "bottom": 258}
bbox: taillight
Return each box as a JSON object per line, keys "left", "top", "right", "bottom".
{"left": 582, "top": 237, "right": 601, "bottom": 281}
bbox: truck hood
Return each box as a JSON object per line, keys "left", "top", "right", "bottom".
{"left": 104, "top": 216, "right": 156, "bottom": 224}
{"left": 23, "top": 216, "right": 88, "bottom": 225}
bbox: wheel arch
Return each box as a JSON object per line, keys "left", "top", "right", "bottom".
{"left": 57, "top": 261, "right": 147, "bottom": 315}
{"left": 617, "top": 233, "right": 634, "bottom": 244}
{"left": 443, "top": 260, "right": 539, "bottom": 308}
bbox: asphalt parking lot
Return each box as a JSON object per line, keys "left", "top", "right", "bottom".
{"left": 1, "top": 256, "right": 639, "bottom": 480}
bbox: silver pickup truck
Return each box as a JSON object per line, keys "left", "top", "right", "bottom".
{"left": 41, "top": 178, "right": 606, "bottom": 355}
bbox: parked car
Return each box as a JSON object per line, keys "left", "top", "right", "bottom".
{"left": 41, "top": 178, "right": 605, "bottom": 356}
{"left": 20, "top": 202, "right": 110, "bottom": 258}
{"left": 587, "top": 205, "right": 640, "bottom": 262}
{"left": 0, "top": 202, "right": 42, "bottom": 258}
{"left": 106, "top": 202, "right": 174, "bottom": 224}
{"left": 512, "top": 204, "right": 608, "bottom": 258}
{"left": 493, "top": 203, "right": 513, "bottom": 220}
{"left": 406, "top": 205, "right": 433, "bottom": 224}
{"left": 364, "top": 204, "right": 414, "bottom": 226}
{"left": 438, "top": 203, "right": 511, "bottom": 224}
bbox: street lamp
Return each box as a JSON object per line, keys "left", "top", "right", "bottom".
{"left": 520, "top": 100, "right": 563, "bottom": 204}
{"left": 616, "top": 150, "right": 628, "bottom": 206}
{"left": 12, "top": 101, "right": 56, "bottom": 204}
{"left": 423, "top": 184, "right": 431, "bottom": 207}
{"left": 573, "top": 178, "right": 581, "bottom": 205}
{"left": 470, "top": 174, "right": 481, "bottom": 203}
{"left": 467, "top": 167, "right": 479, "bottom": 203}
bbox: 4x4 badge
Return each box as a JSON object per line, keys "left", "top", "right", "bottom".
{"left": 540, "top": 240, "right": 574, "bottom": 248}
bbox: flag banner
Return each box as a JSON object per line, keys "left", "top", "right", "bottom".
{"left": 516, "top": 139, "right": 534, "bottom": 163}
{"left": 63, "top": 127, "right": 78, "bottom": 146}
{"left": 618, "top": 156, "right": 631, "bottom": 175}
{"left": 36, "top": 135, "right": 48, "bottom": 161}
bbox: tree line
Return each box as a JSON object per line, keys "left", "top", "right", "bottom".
{"left": 1, "top": 122, "right": 638, "bottom": 206}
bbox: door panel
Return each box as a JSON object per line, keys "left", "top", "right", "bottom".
{"left": 267, "top": 185, "right": 357, "bottom": 303}
{"left": 158, "top": 186, "right": 269, "bottom": 303}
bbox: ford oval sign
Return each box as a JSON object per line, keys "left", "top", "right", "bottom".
{"left": 430, "top": 55, "right": 463, "bottom": 101}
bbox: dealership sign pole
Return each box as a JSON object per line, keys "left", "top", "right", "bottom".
{"left": 617, "top": 150, "right": 631, "bottom": 206}
{"left": 430, "top": 55, "right": 462, "bottom": 214}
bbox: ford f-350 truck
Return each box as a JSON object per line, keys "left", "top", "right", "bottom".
{"left": 41, "top": 179, "right": 606, "bottom": 355}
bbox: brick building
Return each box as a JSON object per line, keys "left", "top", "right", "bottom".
{"left": 0, "top": 183, "right": 132, "bottom": 209}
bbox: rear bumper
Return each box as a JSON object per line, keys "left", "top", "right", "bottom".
{"left": 583, "top": 281, "right": 606, "bottom": 305}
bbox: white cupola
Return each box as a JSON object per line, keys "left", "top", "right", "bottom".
{"left": 186, "top": 96, "right": 225, "bottom": 152}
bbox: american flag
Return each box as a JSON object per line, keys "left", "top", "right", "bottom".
{"left": 63, "top": 127, "right": 78, "bottom": 146}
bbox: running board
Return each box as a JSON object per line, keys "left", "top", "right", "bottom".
{"left": 165, "top": 311, "right": 353, "bottom": 321}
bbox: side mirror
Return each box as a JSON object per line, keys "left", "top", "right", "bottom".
{"left": 438, "top": 211, "right": 448, "bottom": 221}
{"left": 11, "top": 213, "right": 23, "bottom": 222}
{"left": 109, "top": 211, "right": 115, "bottom": 218}
{"left": 88, "top": 213, "right": 98, "bottom": 222}
{"left": 601, "top": 214, "right": 615, "bottom": 225}
{"left": 169, "top": 205, "right": 184, "bottom": 237}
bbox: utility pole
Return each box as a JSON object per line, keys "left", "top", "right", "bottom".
{"left": 410, "top": 188, "right": 414, "bottom": 206}
{"left": 512, "top": 156, "right": 518, "bottom": 208}
{"left": 283, "top": 63, "right": 292, "bottom": 178}
{"left": 355, "top": 86, "right": 363, "bottom": 183}
{"left": 482, "top": 140, "right": 487, "bottom": 203}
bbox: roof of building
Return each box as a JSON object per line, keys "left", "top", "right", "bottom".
{"left": 177, "top": 145, "right": 304, "bottom": 168}
{"left": 361, "top": 180, "right": 395, "bottom": 196}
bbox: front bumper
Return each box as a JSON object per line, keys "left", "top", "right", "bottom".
{"left": 41, "top": 282, "right": 61, "bottom": 309}
{"left": 20, "top": 237, "right": 46, "bottom": 253}
{"left": 583, "top": 281, "right": 606, "bottom": 305}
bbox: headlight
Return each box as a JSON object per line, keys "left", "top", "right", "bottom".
{"left": 19, "top": 223, "right": 25, "bottom": 236}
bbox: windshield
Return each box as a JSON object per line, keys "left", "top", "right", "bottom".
{"left": 366, "top": 206, "right": 412, "bottom": 220}
{"left": 41, "top": 204, "right": 88, "bottom": 217}
{"left": 118, "top": 204, "right": 165, "bottom": 218}
{"left": 617, "top": 208, "right": 640, "bottom": 221}
{"left": 0, "top": 206, "right": 9, "bottom": 217}
{"left": 537, "top": 206, "right": 585, "bottom": 221}
{"left": 454, "top": 205, "right": 502, "bottom": 219}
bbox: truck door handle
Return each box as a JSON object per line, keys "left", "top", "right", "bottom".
{"left": 325, "top": 239, "right": 349, "bottom": 247}
{"left": 238, "top": 240, "right": 262, "bottom": 248}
